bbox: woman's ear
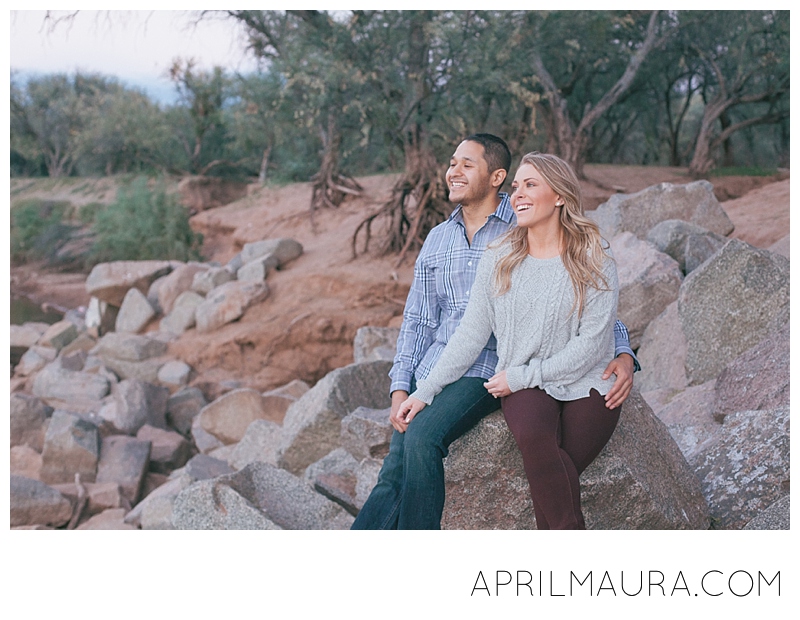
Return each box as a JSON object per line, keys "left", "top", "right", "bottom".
{"left": 555, "top": 196, "right": 565, "bottom": 207}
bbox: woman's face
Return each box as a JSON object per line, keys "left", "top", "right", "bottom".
{"left": 510, "top": 163, "right": 562, "bottom": 229}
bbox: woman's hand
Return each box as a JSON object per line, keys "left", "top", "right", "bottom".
{"left": 391, "top": 396, "right": 427, "bottom": 433}
{"left": 484, "top": 370, "right": 511, "bottom": 399}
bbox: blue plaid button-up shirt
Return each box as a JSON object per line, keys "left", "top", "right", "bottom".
{"left": 389, "top": 192, "right": 639, "bottom": 394}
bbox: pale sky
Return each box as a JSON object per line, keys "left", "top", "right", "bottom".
{"left": 9, "top": 10, "right": 259, "bottom": 103}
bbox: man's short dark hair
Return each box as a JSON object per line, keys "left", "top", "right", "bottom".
{"left": 464, "top": 133, "right": 512, "bottom": 174}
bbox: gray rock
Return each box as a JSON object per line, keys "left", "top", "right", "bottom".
{"left": 743, "top": 495, "right": 790, "bottom": 530}
{"left": 156, "top": 262, "right": 209, "bottom": 316}
{"left": 96, "top": 435, "right": 152, "bottom": 505}
{"left": 39, "top": 410, "right": 100, "bottom": 484}
{"left": 173, "top": 461, "right": 352, "bottom": 530}
{"left": 10, "top": 393, "right": 53, "bottom": 450}
{"left": 226, "top": 252, "right": 244, "bottom": 273}
{"left": 645, "top": 380, "right": 721, "bottom": 462}
{"left": 679, "top": 239, "right": 790, "bottom": 385}
{"left": 92, "top": 332, "right": 168, "bottom": 362}
{"left": 237, "top": 254, "right": 279, "bottom": 282}
{"left": 125, "top": 476, "right": 186, "bottom": 529}
{"left": 692, "top": 407, "right": 789, "bottom": 530}
{"left": 101, "top": 356, "right": 167, "bottom": 383}
{"left": 76, "top": 507, "right": 138, "bottom": 530}
{"left": 635, "top": 301, "right": 687, "bottom": 394}
{"left": 167, "top": 386, "right": 208, "bottom": 435}
{"left": 261, "top": 379, "right": 310, "bottom": 424}
{"left": 198, "top": 388, "right": 269, "bottom": 445}
{"left": 146, "top": 275, "right": 168, "bottom": 314}
{"left": 184, "top": 454, "right": 235, "bottom": 481}
{"left": 59, "top": 332, "right": 97, "bottom": 358}
{"left": 115, "top": 287, "right": 157, "bottom": 334}
{"left": 340, "top": 406, "right": 393, "bottom": 461}
{"left": 277, "top": 360, "right": 392, "bottom": 474}
{"left": 11, "top": 445, "right": 43, "bottom": 480}
{"left": 136, "top": 424, "right": 192, "bottom": 473}
{"left": 38, "top": 320, "right": 79, "bottom": 352}
{"left": 304, "top": 448, "right": 360, "bottom": 516}
{"left": 228, "top": 419, "right": 282, "bottom": 470}
{"left": 101, "top": 379, "right": 170, "bottom": 435}
{"left": 713, "top": 322, "right": 789, "bottom": 423}
{"left": 157, "top": 359, "right": 192, "bottom": 389}
{"left": 15, "top": 345, "right": 57, "bottom": 376}
{"left": 441, "top": 389, "right": 709, "bottom": 530}
{"left": 191, "top": 266, "right": 236, "bottom": 295}
{"left": 610, "top": 232, "right": 683, "bottom": 348}
{"left": 647, "top": 219, "right": 726, "bottom": 274}
{"left": 10, "top": 324, "right": 43, "bottom": 360}
{"left": 159, "top": 291, "right": 204, "bottom": 336}
{"left": 59, "top": 349, "right": 88, "bottom": 372}
{"left": 590, "top": 180, "right": 734, "bottom": 241}
{"left": 353, "top": 326, "right": 400, "bottom": 363}
{"left": 195, "top": 280, "right": 270, "bottom": 332}
{"left": 86, "top": 260, "right": 173, "bottom": 307}
{"left": 172, "top": 479, "right": 282, "bottom": 530}
{"left": 354, "top": 458, "right": 383, "bottom": 510}
{"left": 10, "top": 475, "right": 73, "bottom": 527}
{"left": 240, "top": 238, "right": 303, "bottom": 267}
{"left": 191, "top": 414, "right": 225, "bottom": 454}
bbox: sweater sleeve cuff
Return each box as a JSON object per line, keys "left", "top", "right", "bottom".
{"left": 409, "top": 382, "right": 437, "bottom": 405}
{"left": 506, "top": 361, "right": 541, "bottom": 393}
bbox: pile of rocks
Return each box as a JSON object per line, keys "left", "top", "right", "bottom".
{"left": 9, "top": 182, "right": 790, "bottom": 529}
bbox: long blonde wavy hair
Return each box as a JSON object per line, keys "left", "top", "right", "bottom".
{"left": 493, "top": 152, "right": 611, "bottom": 319}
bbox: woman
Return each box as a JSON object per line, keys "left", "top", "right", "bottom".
{"left": 396, "top": 152, "right": 620, "bottom": 530}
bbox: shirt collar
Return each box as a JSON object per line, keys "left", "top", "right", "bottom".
{"left": 449, "top": 192, "right": 514, "bottom": 224}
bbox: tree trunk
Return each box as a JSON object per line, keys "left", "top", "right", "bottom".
{"left": 310, "top": 112, "right": 363, "bottom": 215}
{"left": 258, "top": 144, "right": 272, "bottom": 184}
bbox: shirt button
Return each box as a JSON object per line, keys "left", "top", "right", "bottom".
{"left": 468, "top": 261, "right": 473, "bottom": 266}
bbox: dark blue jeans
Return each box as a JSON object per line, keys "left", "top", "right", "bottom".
{"left": 351, "top": 376, "right": 498, "bottom": 530}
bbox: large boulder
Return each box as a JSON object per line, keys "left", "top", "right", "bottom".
{"left": 136, "top": 425, "right": 191, "bottom": 473}
{"left": 159, "top": 291, "right": 204, "bottom": 336}
{"left": 38, "top": 320, "right": 78, "bottom": 353}
{"left": 100, "top": 379, "right": 170, "bottom": 435}
{"left": 679, "top": 239, "right": 790, "bottom": 385}
{"left": 590, "top": 180, "right": 734, "bottom": 241}
{"left": 228, "top": 420, "right": 282, "bottom": 470}
{"left": 609, "top": 232, "right": 683, "bottom": 348}
{"left": 15, "top": 345, "right": 57, "bottom": 376}
{"left": 191, "top": 266, "right": 236, "bottom": 295}
{"left": 240, "top": 238, "right": 303, "bottom": 268}
{"left": 86, "top": 260, "right": 173, "bottom": 307}
{"left": 647, "top": 219, "right": 727, "bottom": 275}
{"left": 441, "top": 390, "right": 709, "bottom": 530}
{"left": 713, "top": 322, "right": 789, "bottom": 423}
{"left": 96, "top": 435, "right": 152, "bottom": 505}
{"left": 237, "top": 254, "right": 279, "bottom": 283}
{"left": 10, "top": 475, "right": 73, "bottom": 528}
{"left": 10, "top": 393, "right": 53, "bottom": 450}
{"left": 166, "top": 386, "right": 208, "bottom": 436}
{"left": 11, "top": 445, "right": 43, "bottom": 480}
{"left": 92, "top": 332, "right": 168, "bottom": 362}
{"left": 194, "top": 280, "right": 270, "bottom": 332}
{"left": 115, "top": 287, "right": 157, "bottom": 334}
{"left": 260, "top": 379, "right": 310, "bottom": 424}
{"left": 277, "top": 360, "right": 392, "bottom": 474}
{"left": 340, "top": 406, "right": 393, "bottom": 461}
{"left": 157, "top": 262, "right": 209, "bottom": 316}
{"left": 33, "top": 361, "right": 111, "bottom": 403}
{"left": 198, "top": 388, "right": 270, "bottom": 445}
{"left": 692, "top": 407, "right": 789, "bottom": 530}
{"left": 743, "top": 495, "right": 790, "bottom": 531}
{"left": 10, "top": 323, "right": 44, "bottom": 359}
{"left": 304, "top": 448, "right": 360, "bottom": 516}
{"left": 39, "top": 410, "right": 100, "bottom": 485}
{"left": 353, "top": 326, "right": 401, "bottom": 363}
{"left": 172, "top": 461, "right": 353, "bottom": 530}
{"left": 635, "top": 301, "right": 688, "bottom": 394}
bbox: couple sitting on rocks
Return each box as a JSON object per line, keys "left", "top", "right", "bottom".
{"left": 352, "top": 134, "right": 639, "bottom": 530}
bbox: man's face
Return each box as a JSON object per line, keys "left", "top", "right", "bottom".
{"left": 445, "top": 140, "right": 494, "bottom": 206}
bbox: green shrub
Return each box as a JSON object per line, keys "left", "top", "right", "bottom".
{"left": 89, "top": 177, "right": 203, "bottom": 264}
{"left": 709, "top": 166, "right": 779, "bottom": 177}
{"left": 78, "top": 201, "right": 107, "bottom": 225}
{"left": 10, "top": 199, "right": 72, "bottom": 263}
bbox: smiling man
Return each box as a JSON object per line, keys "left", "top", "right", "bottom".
{"left": 351, "top": 133, "right": 638, "bottom": 530}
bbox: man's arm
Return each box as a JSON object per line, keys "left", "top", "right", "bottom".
{"left": 602, "top": 320, "right": 639, "bottom": 409}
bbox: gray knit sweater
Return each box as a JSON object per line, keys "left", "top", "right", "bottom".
{"left": 411, "top": 242, "right": 618, "bottom": 404}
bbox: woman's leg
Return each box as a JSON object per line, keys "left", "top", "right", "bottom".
{"left": 502, "top": 388, "right": 583, "bottom": 530}
{"left": 559, "top": 389, "right": 621, "bottom": 529}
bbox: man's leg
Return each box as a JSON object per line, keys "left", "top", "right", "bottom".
{"left": 351, "top": 376, "right": 497, "bottom": 529}
{"left": 396, "top": 377, "right": 497, "bottom": 529}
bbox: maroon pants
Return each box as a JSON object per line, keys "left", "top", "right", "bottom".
{"left": 501, "top": 387, "right": 620, "bottom": 530}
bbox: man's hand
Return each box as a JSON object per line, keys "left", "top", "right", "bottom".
{"left": 389, "top": 390, "right": 410, "bottom": 433}
{"left": 484, "top": 370, "right": 511, "bottom": 399}
{"left": 602, "top": 353, "right": 634, "bottom": 409}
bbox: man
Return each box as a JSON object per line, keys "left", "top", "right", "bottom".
{"left": 351, "top": 134, "right": 638, "bottom": 530}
